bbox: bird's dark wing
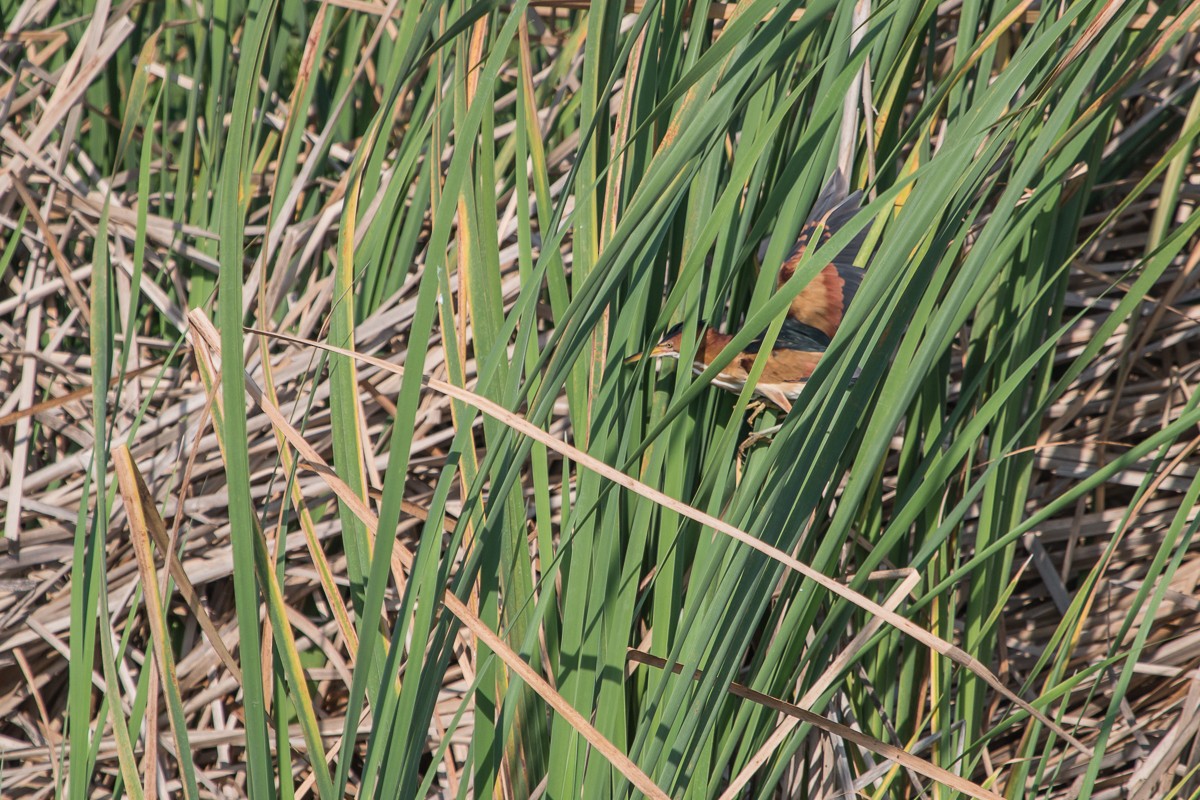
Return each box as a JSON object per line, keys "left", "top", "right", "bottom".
{"left": 798, "top": 170, "right": 868, "bottom": 266}
{"left": 778, "top": 171, "right": 868, "bottom": 339}
{"left": 745, "top": 317, "right": 830, "bottom": 355}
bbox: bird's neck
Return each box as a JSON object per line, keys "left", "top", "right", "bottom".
{"left": 697, "top": 330, "right": 734, "bottom": 363}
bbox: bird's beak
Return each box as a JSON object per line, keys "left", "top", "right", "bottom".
{"left": 625, "top": 343, "right": 673, "bottom": 364}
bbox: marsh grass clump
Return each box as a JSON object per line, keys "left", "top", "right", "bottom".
{"left": 0, "top": 2, "right": 1199, "bottom": 798}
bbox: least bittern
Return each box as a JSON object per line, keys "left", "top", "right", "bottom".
{"left": 623, "top": 317, "right": 828, "bottom": 413}
{"left": 627, "top": 172, "right": 866, "bottom": 417}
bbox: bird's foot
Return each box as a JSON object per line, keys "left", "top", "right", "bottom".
{"left": 746, "top": 401, "right": 769, "bottom": 425}
{"left": 738, "top": 423, "right": 783, "bottom": 458}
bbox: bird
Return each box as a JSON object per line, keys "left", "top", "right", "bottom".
{"left": 624, "top": 317, "right": 830, "bottom": 413}
{"left": 627, "top": 172, "right": 866, "bottom": 415}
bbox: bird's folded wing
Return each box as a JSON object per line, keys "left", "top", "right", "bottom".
{"left": 778, "top": 172, "right": 868, "bottom": 339}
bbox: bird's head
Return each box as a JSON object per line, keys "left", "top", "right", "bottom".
{"left": 624, "top": 322, "right": 692, "bottom": 364}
